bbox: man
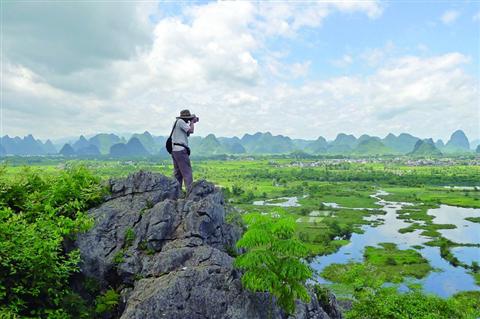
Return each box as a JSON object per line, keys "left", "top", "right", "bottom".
{"left": 171, "top": 109, "right": 198, "bottom": 191}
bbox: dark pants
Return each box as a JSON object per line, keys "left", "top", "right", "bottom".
{"left": 172, "top": 149, "right": 193, "bottom": 190}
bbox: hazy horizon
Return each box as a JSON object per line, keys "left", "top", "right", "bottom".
{"left": 2, "top": 1, "right": 479, "bottom": 142}
{"left": 2, "top": 128, "right": 477, "bottom": 146}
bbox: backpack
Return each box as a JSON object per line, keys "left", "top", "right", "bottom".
{"left": 165, "top": 120, "right": 178, "bottom": 154}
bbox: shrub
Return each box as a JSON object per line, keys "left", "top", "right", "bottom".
{"left": 346, "top": 285, "right": 473, "bottom": 319}
{"left": 231, "top": 185, "right": 244, "bottom": 196}
{"left": 0, "top": 165, "right": 105, "bottom": 317}
{"left": 95, "top": 289, "right": 120, "bottom": 315}
{"left": 0, "top": 208, "right": 84, "bottom": 316}
{"left": 234, "top": 213, "right": 312, "bottom": 314}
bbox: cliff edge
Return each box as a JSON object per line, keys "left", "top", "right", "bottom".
{"left": 74, "top": 171, "right": 342, "bottom": 319}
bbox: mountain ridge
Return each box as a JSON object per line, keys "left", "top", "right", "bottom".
{"left": 1, "top": 130, "right": 477, "bottom": 157}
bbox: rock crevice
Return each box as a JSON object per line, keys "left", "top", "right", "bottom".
{"left": 75, "top": 171, "right": 342, "bottom": 319}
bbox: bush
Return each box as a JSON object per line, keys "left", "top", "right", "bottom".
{"left": 0, "top": 166, "right": 105, "bottom": 317}
{"left": 234, "top": 213, "right": 312, "bottom": 314}
{"left": 95, "top": 289, "right": 120, "bottom": 315}
{"left": 231, "top": 185, "right": 244, "bottom": 196}
{"left": 346, "top": 285, "right": 476, "bottom": 319}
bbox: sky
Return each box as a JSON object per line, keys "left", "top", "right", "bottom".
{"left": 1, "top": 0, "right": 479, "bottom": 142}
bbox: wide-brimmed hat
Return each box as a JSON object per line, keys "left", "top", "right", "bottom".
{"left": 176, "top": 109, "right": 195, "bottom": 119}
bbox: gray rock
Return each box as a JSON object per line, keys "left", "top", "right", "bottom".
{"left": 75, "top": 171, "right": 342, "bottom": 319}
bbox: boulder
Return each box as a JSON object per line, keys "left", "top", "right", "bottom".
{"left": 75, "top": 171, "right": 342, "bottom": 319}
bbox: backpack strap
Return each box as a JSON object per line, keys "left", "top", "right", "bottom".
{"left": 169, "top": 120, "right": 179, "bottom": 138}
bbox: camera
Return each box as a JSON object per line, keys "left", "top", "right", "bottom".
{"left": 192, "top": 116, "right": 199, "bottom": 123}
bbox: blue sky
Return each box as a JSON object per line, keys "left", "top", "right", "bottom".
{"left": 267, "top": 1, "right": 479, "bottom": 79}
{"left": 2, "top": 1, "right": 479, "bottom": 141}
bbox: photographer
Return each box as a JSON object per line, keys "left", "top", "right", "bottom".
{"left": 170, "top": 109, "right": 199, "bottom": 192}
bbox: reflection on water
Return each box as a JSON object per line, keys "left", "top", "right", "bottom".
{"left": 443, "top": 186, "right": 480, "bottom": 190}
{"left": 420, "top": 246, "right": 479, "bottom": 297}
{"left": 427, "top": 205, "right": 480, "bottom": 244}
{"left": 253, "top": 196, "right": 300, "bottom": 207}
{"left": 311, "top": 191, "right": 480, "bottom": 297}
{"left": 451, "top": 246, "right": 480, "bottom": 265}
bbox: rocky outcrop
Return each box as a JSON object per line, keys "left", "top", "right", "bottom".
{"left": 75, "top": 171, "right": 342, "bottom": 319}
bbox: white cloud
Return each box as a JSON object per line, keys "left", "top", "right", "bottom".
{"left": 3, "top": 1, "right": 155, "bottom": 75}
{"left": 473, "top": 11, "right": 480, "bottom": 21}
{"left": 332, "top": 0, "right": 383, "bottom": 18}
{"left": 290, "top": 61, "right": 312, "bottom": 78}
{"left": 256, "top": 1, "right": 382, "bottom": 37}
{"left": 361, "top": 41, "right": 395, "bottom": 67}
{"left": 332, "top": 54, "right": 353, "bottom": 68}
{"left": 441, "top": 10, "right": 460, "bottom": 25}
{"left": 313, "top": 53, "right": 477, "bottom": 140}
{"left": 2, "top": 1, "right": 478, "bottom": 143}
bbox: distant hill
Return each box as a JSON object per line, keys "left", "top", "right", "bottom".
{"left": 353, "top": 137, "right": 394, "bottom": 155}
{"left": 110, "top": 137, "right": 150, "bottom": 157}
{"left": 409, "top": 139, "right": 442, "bottom": 156}
{"left": 44, "top": 140, "right": 57, "bottom": 154}
{"left": 331, "top": 133, "right": 357, "bottom": 148}
{"left": 477, "top": 145, "right": 480, "bottom": 154}
{"left": 89, "top": 133, "right": 125, "bottom": 154}
{"left": 218, "top": 137, "right": 246, "bottom": 154}
{"left": 241, "top": 132, "right": 295, "bottom": 154}
{"left": 2, "top": 129, "right": 476, "bottom": 157}
{"left": 0, "top": 144, "right": 6, "bottom": 157}
{"left": 305, "top": 136, "right": 328, "bottom": 154}
{"left": 292, "top": 139, "right": 311, "bottom": 151}
{"left": 130, "top": 131, "right": 158, "bottom": 154}
{"left": 72, "top": 135, "right": 90, "bottom": 152}
{"left": 435, "top": 139, "right": 445, "bottom": 150}
{"left": 59, "top": 143, "right": 76, "bottom": 157}
{"left": 77, "top": 144, "right": 101, "bottom": 156}
{"left": 471, "top": 139, "right": 480, "bottom": 151}
{"left": 190, "top": 134, "right": 225, "bottom": 156}
{"left": 0, "top": 135, "right": 53, "bottom": 155}
{"left": 444, "top": 130, "right": 470, "bottom": 153}
{"left": 153, "top": 135, "right": 167, "bottom": 149}
{"left": 324, "top": 133, "right": 357, "bottom": 154}
{"left": 382, "top": 133, "right": 419, "bottom": 154}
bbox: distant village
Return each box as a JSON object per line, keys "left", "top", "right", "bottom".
{"left": 285, "top": 157, "right": 480, "bottom": 168}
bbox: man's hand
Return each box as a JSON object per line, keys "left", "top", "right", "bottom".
{"left": 188, "top": 118, "right": 195, "bottom": 134}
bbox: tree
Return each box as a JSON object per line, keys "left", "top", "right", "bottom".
{"left": 234, "top": 213, "right": 312, "bottom": 314}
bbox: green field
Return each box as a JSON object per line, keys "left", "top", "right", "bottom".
{"left": 2, "top": 157, "right": 480, "bottom": 318}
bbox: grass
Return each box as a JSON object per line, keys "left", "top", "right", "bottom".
{"left": 3, "top": 158, "right": 480, "bottom": 296}
{"left": 321, "top": 243, "right": 433, "bottom": 286}
{"left": 465, "top": 217, "right": 480, "bottom": 223}
{"left": 381, "top": 186, "right": 480, "bottom": 209}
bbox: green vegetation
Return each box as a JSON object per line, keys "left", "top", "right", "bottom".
{"left": 235, "top": 213, "right": 312, "bottom": 314}
{"left": 322, "top": 243, "right": 432, "bottom": 285}
{"left": 381, "top": 186, "right": 480, "bottom": 209}
{"left": 466, "top": 217, "right": 480, "bottom": 223}
{"left": 347, "top": 285, "right": 480, "bottom": 319}
{"left": 95, "top": 289, "right": 120, "bottom": 315}
{"left": 0, "top": 166, "right": 106, "bottom": 318}
{"left": 409, "top": 138, "right": 442, "bottom": 156}
{"left": 322, "top": 259, "right": 480, "bottom": 319}
{"left": 124, "top": 227, "right": 136, "bottom": 247}
{"left": 472, "top": 272, "right": 480, "bottom": 286}
{"left": 1, "top": 157, "right": 479, "bottom": 318}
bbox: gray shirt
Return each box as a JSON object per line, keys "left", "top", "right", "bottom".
{"left": 172, "top": 119, "right": 190, "bottom": 151}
